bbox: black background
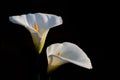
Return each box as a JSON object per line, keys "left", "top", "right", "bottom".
{"left": 0, "top": 0, "right": 111, "bottom": 80}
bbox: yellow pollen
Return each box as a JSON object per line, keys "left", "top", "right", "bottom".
{"left": 34, "top": 24, "right": 39, "bottom": 31}
{"left": 57, "top": 52, "right": 61, "bottom": 56}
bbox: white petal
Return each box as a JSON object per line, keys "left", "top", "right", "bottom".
{"left": 30, "top": 13, "right": 63, "bottom": 34}
{"left": 9, "top": 15, "right": 28, "bottom": 27}
{"left": 9, "top": 14, "right": 37, "bottom": 33}
{"left": 41, "top": 13, "right": 63, "bottom": 28}
{"left": 9, "top": 12, "right": 63, "bottom": 35}
{"left": 26, "top": 14, "right": 36, "bottom": 29}
{"left": 47, "top": 42, "right": 92, "bottom": 71}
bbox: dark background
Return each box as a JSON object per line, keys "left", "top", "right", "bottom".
{"left": 0, "top": 0, "right": 111, "bottom": 80}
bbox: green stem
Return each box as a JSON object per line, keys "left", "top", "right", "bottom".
{"left": 37, "top": 73, "right": 40, "bottom": 80}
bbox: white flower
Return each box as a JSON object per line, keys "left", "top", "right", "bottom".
{"left": 47, "top": 42, "right": 92, "bottom": 72}
{"left": 9, "top": 12, "right": 63, "bottom": 53}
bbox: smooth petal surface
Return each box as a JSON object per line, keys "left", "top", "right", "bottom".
{"left": 47, "top": 42, "right": 92, "bottom": 72}
{"left": 9, "top": 13, "right": 63, "bottom": 36}
{"left": 9, "top": 15, "right": 36, "bottom": 33}
{"left": 9, "top": 12, "right": 63, "bottom": 53}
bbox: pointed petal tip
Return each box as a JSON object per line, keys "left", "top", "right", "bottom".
{"left": 84, "top": 59, "right": 93, "bottom": 69}
{"left": 9, "top": 16, "right": 13, "bottom": 22}
{"left": 80, "top": 64, "right": 93, "bottom": 69}
{"left": 59, "top": 16, "right": 63, "bottom": 24}
{"left": 88, "top": 65, "right": 93, "bottom": 69}
{"left": 85, "top": 62, "right": 93, "bottom": 69}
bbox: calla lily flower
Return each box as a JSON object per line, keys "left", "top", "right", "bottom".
{"left": 9, "top": 13, "right": 63, "bottom": 53}
{"left": 47, "top": 42, "right": 92, "bottom": 72}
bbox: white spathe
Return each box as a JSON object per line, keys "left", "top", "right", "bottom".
{"left": 47, "top": 42, "right": 92, "bottom": 72}
{"left": 9, "top": 13, "right": 63, "bottom": 53}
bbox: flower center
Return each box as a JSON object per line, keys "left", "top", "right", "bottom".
{"left": 34, "top": 24, "right": 39, "bottom": 31}
{"left": 57, "top": 52, "right": 61, "bottom": 56}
